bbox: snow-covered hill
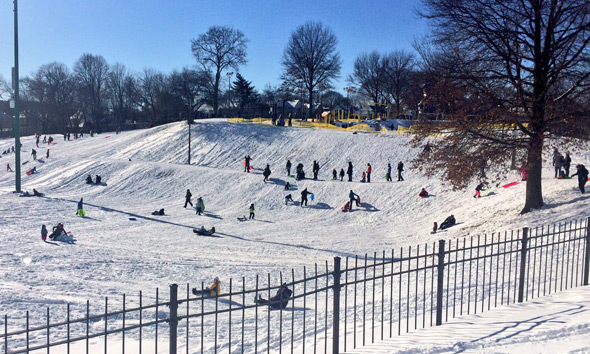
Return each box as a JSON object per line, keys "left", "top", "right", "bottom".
{"left": 0, "top": 119, "right": 588, "bottom": 352}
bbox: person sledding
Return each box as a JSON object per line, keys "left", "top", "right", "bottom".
{"left": 284, "top": 182, "right": 291, "bottom": 191}
{"left": 95, "top": 175, "right": 102, "bottom": 184}
{"left": 192, "top": 277, "right": 221, "bottom": 297}
{"left": 254, "top": 283, "right": 293, "bottom": 309}
{"left": 152, "top": 208, "right": 165, "bottom": 216}
{"left": 418, "top": 188, "right": 429, "bottom": 198}
{"left": 571, "top": 164, "right": 589, "bottom": 194}
{"left": 86, "top": 174, "right": 93, "bottom": 184}
{"left": 360, "top": 171, "right": 366, "bottom": 183}
{"left": 194, "top": 226, "right": 216, "bottom": 235}
{"left": 263, "top": 164, "right": 272, "bottom": 182}
{"left": 48, "top": 223, "right": 66, "bottom": 240}
{"left": 33, "top": 188, "right": 44, "bottom": 197}
{"left": 439, "top": 215, "right": 456, "bottom": 230}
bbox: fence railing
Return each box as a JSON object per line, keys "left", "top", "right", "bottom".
{"left": 2, "top": 217, "right": 589, "bottom": 353}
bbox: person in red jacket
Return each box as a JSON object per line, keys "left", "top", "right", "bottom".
{"left": 366, "top": 163, "right": 372, "bottom": 183}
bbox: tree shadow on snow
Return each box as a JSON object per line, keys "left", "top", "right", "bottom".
{"left": 360, "top": 202, "right": 379, "bottom": 212}
{"left": 544, "top": 195, "right": 588, "bottom": 209}
{"left": 308, "top": 202, "right": 332, "bottom": 210}
{"left": 48, "top": 197, "right": 196, "bottom": 230}
{"left": 203, "top": 212, "right": 223, "bottom": 220}
{"left": 269, "top": 178, "right": 286, "bottom": 186}
{"left": 214, "top": 232, "right": 395, "bottom": 261}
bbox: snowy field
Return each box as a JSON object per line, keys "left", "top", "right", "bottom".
{"left": 1, "top": 119, "right": 589, "bottom": 353}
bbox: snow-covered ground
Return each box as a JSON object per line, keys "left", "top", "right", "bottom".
{"left": 1, "top": 119, "right": 589, "bottom": 353}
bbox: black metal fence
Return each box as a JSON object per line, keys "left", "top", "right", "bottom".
{"left": 2, "top": 217, "right": 589, "bottom": 353}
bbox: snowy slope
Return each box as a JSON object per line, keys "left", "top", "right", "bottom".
{"left": 0, "top": 119, "right": 589, "bottom": 352}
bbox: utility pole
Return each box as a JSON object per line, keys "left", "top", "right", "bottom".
{"left": 13, "top": 0, "right": 21, "bottom": 192}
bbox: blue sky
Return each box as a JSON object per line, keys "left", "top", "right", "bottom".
{"left": 0, "top": 0, "right": 427, "bottom": 94}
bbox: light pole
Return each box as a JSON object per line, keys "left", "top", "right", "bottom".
{"left": 13, "top": 0, "right": 21, "bottom": 192}
{"left": 226, "top": 72, "right": 233, "bottom": 115}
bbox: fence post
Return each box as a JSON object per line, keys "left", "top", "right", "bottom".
{"left": 332, "top": 256, "right": 341, "bottom": 354}
{"left": 169, "top": 284, "right": 178, "bottom": 354}
{"left": 435, "top": 240, "right": 446, "bottom": 326}
{"left": 583, "top": 217, "right": 590, "bottom": 286}
{"left": 518, "top": 228, "right": 529, "bottom": 303}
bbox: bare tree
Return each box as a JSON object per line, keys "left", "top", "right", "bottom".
{"left": 73, "top": 53, "right": 110, "bottom": 131}
{"left": 282, "top": 21, "right": 342, "bottom": 117}
{"left": 191, "top": 26, "right": 249, "bottom": 117}
{"left": 322, "top": 90, "right": 344, "bottom": 109}
{"left": 416, "top": 0, "right": 590, "bottom": 214}
{"left": 383, "top": 50, "right": 415, "bottom": 117}
{"left": 107, "top": 63, "right": 137, "bottom": 129}
{"left": 0, "top": 75, "right": 11, "bottom": 100}
{"left": 170, "top": 67, "right": 211, "bottom": 120}
{"left": 350, "top": 51, "right": 386, "bottom": 104}
{"left": 137, "top": 69, "right": 165, "bottom": 126}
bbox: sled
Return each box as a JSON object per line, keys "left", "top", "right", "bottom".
{"left": 37, "top": 159, "right": 45, "bottom": 163}
{"left": 77, "top": 209, "right": 86, "bottom": 217}
{"left": 25, "top": 169, "right": 37, "bottom": 175}
{"left": 22, "top": 161, "right": 29, "bottom": 165}
{"left": 237, "top": 216, "right": 248, "bottom": 222}
{"left": 356, "top": 196, "right": 361, "bottom": 206}
{"left": 310, "top": 193, "right": 315, "bottom": 201}
{"left": 502, "top": 181, "right": 519, "bottom": 188}
{"left": 192, "top": 288, "right": 214, "bottom": 297}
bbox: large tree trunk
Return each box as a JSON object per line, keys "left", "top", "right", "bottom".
{"left": 521, "top": 133, "right": 544, "bottom": 214}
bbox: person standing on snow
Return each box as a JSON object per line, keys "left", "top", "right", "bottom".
{"left": 332, "top": 168, "right": 337, "bottom": 180}
{"left": 366, "top": 163, "right": 372, "bottom": 183}
{"left": 184, "top": 189, "right": 193, "bottom": 208}
{"left": 571, "top": 164, "right": 589, "bottom": 194}
{"left": 339, "top": 168, "right": 345, "bottom": 181}
{"left": 286, "top": 160, "right": 292, "bottom": 176}
{"left": 348, "top": 190, "right": 359, "bottom": 211}
{"left": 397, "top": 161, "right": 404, "bottom": 181}
{"left": 386, "top": 163, "right": 392, "bottom": 182}
{"left": 564, "top": 153, "right": 572, "bottom": 177}
{"left": 249, "top": 203, "right": 255, "bottom": 219}
{"left": 7, "top": 163, "right": 12, "bottom": 172}
{"left": 263, "top": 164, "right": 272, "bottom": 182}
{"left": 41, "top": 224, "right": 48, "bottom": 241}
{"left": 300, "top": 188, "right": 312, "bottom": 207}
{"left": 312, "top": 161, "right": 320, "bottom": 180}
{"left": 244, "top": 155, "right": 252, "bottom": 173}
{"left": 347, "top": 162, "right": 354, "bottom": 182}
{"left": 31, "top": 149, "right": 37, "bottom": 161}
{"left": 76, "top": 198, "right": 84, "bottom": 216}
{"left": 46, "top": 149, "right": 49, "bottom": 159}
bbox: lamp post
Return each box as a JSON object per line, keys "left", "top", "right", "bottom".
{"left": 226, "top": 72, "right": 233, "bottom": 115}
{"left": 13, "top": 0, "right": 21, "bottom": 192}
